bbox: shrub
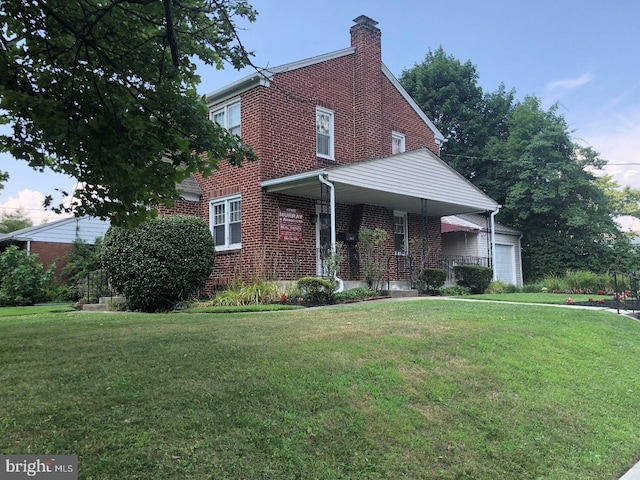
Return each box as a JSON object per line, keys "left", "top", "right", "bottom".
{"left": 357, "top": 227, "right": 389, "bottom": 291}
{"left": 441, "top": 285, "right": 471, "bottom": 296}
{"left": 60, "top": 238, "right": 107, "bottom": 301}
{"left": 485, "top": 281, "right": 505, "bottom": 294}
{"left": 296, "top": 277, "right": 336, "bottom": 306}
{"left": 0, "top": 245, "right": 54, "bottom": 306}
{"left": 539, "top": 275, "right": 568, "bottom": 293}
{"left": 102, "top": 215, "right": 215, "bottom": 312}
{"left": 416, "top": 268, "right": 447, "bottom": 295}
{"left": 334, "top": 287, "right": 376, "bottom": 302}
{"left": 209, "top": 280, "right": 281, "bottom": 306}
{"left": 454, "top": 265, "right": 493, "bottom": 294}
{"left": 504, "top": 283, "right": 521, "bottom": 293}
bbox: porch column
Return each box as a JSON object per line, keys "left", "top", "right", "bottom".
{"left": 319, "top": 174, "right": 336, "bottom": 254}
{"left": 490, "top": 206, "right": 501, "bottom": 281}
{"left": 421, "top": 198, "right": 428, "bottom": 268}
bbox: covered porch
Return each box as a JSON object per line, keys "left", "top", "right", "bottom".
{"left": 261, "top": 148, "right": 500, "bottom": 285}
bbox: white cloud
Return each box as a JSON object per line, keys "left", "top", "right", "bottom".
{"left": 545, "top": 73, "right": 595, "bottom": 92}
{"left": 581, "top": 110, "right": 640, "bottom": 191}
{"left": 542, "top": 73, "right": 595, "bottom": 108}
{"left": 0, "top": 189, "right": 72, "bottom": 225}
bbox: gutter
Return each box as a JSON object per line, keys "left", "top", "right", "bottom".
{"left": 490, "top": 206, "right": 502, "bottom": 281}
{"left": 318, "top": 174, "right": 344, "bottom": 292}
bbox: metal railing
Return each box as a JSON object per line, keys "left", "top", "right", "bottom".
{"left": 77, "top": 269, "right": 112, "bottom": 303}
{"left": 386, "top": 253, "right": 415, "bottom": 291}
{"left": 442, "top": 255, "right": 490, "bottom": 284}
{"left": 611, "top": 271, "right": 640, "bottom": 314}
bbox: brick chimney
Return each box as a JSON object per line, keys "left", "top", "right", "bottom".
{"left": 350, "top": 15, "right": 384, "bottom": 161}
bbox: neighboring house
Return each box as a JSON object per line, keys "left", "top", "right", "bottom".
{"left": 442, "top": 213, "right": 523, "bottom": 286}
{"left": 0, "top": 216, "right": 110, "bottom": 279}
{"left": 160, "top": 15, "right": 502, "bottom": 292}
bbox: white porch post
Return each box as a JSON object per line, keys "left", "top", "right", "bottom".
{"left": 490, "top": 206, "right": 502, "bottom": 281}
{"left": 318, "top": 174, "right": 336, "bottom": 254}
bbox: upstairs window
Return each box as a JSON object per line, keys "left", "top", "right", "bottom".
{"left": 316, "top": 107, "right": 334, "bottom": 160}
{"left": 392, "top": 131, "right": 406, "bottom": 154}
{"left": 210, "top": 195, "right": 242, "bottom": 251}
{"left": 394, "top": 211, "right": 408, "bottom": 255}
{"left": 210, "top": 100, "right": 241, "bottom": 136}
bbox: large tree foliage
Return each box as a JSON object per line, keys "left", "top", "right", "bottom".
{"left": 486, "top": 98, "right": 628, "bottom": 278}
{"left": 0, "top": 208, "right": 33, "bottom": 233}
{"left": 0, "top": 0, "right": 257, "bottom": 226}
{"left": 400, "top": 50, "right": 640, "bottom": 280}
{"left": 399, "top": 47, "right": 514, "bottom": 178}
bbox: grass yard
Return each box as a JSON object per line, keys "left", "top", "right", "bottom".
{"left": 466, "top": 292, "right": 612, "bottom": 305}
{"left": 1, "top": 299, "right": 640, "bottom": 479}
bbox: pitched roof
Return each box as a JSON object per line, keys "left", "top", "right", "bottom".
{"left": 261, "top": 148, "right": 498, "bottom": 217}
{"left": 0, "top": 216, "right": 110, "bottom": 244}
{"left": 442, "top": 213, "right": 521, "bottom": 235}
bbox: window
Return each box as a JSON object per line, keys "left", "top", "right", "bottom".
{"left": 316, "top": 107, "right": 334, "bottom": 160}
{"left": 210, "top": 195, "right": 242, "bottom": 250}
{"left": 392, "top": 132, "right": 406, "bottom": 154}
{"left": 394, "top": 211, "right": 408, "bottom": 255}
{"left": 210, "top": 100, "right": 241, "bottom": 136}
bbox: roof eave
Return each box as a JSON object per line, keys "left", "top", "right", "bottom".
{"left": 205, "top": 47, "right": 356, "bottom": 106}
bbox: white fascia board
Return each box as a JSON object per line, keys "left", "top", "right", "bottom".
{"left": 266, "top": 47, "right": 356, "bottom": 75}
{"left": 382, "top": 64, "right": 446, "bottom": 146}
{"left": 205, "top": 74, "right": 271, "bottom": 106}
{"left": 260, "top": 169, "right": 325, "bottom": 190}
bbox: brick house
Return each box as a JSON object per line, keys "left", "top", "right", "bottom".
{"left": 0, "top": 216, "right": 110, "bottom": 280}
{"left": 162, "top": 15, "right": 500, "bottom": 292}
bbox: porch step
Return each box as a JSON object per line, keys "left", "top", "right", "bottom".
{"left": 388, "top": 289, "right": 419, "bottom": 298}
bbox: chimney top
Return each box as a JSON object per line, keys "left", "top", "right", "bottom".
{"left": 352, "top": 15, "right": 378, "bottom": 27}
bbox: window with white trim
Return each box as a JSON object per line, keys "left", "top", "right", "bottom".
{"left": 210, "top": 100, "right": 241, "bottom": 136}
{"left": 210, "top": 195, "right": 242, "bottom": 250}
{"left": 316, "top": 106, "right": 334, "bottom": 160}
{"left": 394, "top": 211, "right": 408, "bottom": 255}
{"left": 392, "top": 131, "right": 406, "bottom": 154}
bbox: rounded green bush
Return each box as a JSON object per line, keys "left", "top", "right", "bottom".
{"left": 102, "top": 215, "right": 215, "bottom": 312}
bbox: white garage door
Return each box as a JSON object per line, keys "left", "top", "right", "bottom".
{"left": 495, "top": 244, "right": 515, "bottom": 284}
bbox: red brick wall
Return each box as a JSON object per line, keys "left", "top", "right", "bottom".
{"left": 29, "top": 242, "right": 72, "bottom": 280}
{"left": 193, "top": 19, "right": 443, "bottom": 290}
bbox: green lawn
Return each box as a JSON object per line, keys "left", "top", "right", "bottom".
{"left": 1, "top": 300, "right": 639, "bottom": 479}
{"left": 466, "top": 292, "right": 612, "bottom": 304}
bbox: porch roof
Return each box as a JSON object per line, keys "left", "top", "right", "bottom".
{"left": 260, "top": 148, "right": 499, "bottom": 217}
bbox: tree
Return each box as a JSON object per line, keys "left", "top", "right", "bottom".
{"left": 0, "top": 245, "right": 53, "bottom": 306}
{"left": 0, "top": 208, "right": 33, "bottom": 234}
{"left": 399, "top": 47, "right": 514, "bottom": 178}
{"left": 102, "top": 214, "right": 215, "bottom": 311}
{"left": 0, "top": 0, "right": 257, "bottom": 227}
{"left": 484, "top": 97, "right": 625, "bottom": 279}
{"left": 400, "top": 49, "right": 640, "bottom": 280}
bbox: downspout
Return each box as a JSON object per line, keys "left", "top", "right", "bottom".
{"left": 26, "top": 240, "right": 31, "bottom": 256}
{"left": 490, "top": 206, "right": 502, "bottom": 281}
{"left": 318, "top": 174, "right": 344, "bottom": 292}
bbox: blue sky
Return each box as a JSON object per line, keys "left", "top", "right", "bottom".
{"left": 2, "top": 0, "right": 639, "bottom": 226}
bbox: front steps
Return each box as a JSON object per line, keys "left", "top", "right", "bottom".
{"left": 79, "top": 296, "right": 125, "bottom": 312}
